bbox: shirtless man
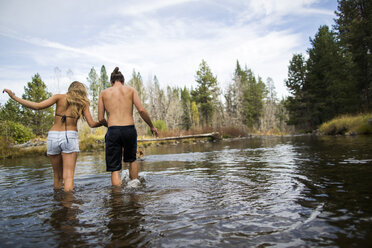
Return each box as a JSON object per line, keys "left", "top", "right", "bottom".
{"left": 98, "top": 67, "right": 158, "bottom": 186}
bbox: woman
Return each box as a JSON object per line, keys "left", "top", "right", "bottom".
{"left": 3, "top": 81, "right": 102, "bottom": 192}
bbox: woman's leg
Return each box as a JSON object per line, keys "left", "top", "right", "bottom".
{"left": 61, "top": 152, "right": 78, "bottom": 192}
{"left": 49, "top": 154, "right": 63, "bottom": 189}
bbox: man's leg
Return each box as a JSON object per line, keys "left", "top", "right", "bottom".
{"left": 111, "top": 171, "right": 122, "bottom": 187}
{"left": 129, "top": 161, "right": 138, "bottom": 180}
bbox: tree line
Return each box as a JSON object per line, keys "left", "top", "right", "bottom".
{"left": 2, "top": 1, "right": 366, "bottom": 142}
{"left": 285, "top": 0, "right": 371, "bottom": 131}
{"left": 86, "top": 60, "right": 290, "bottom": 136}
{"left": 0, "top": 60, "right": 290, "bottom": 143}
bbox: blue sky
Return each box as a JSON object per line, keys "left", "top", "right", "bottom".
{"left": 0, "top": 0, "right": 338, "bottom": 105}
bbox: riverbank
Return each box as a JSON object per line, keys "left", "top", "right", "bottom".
{"left": 3, "top": 114, "right": 371, "bottom": 159}
{"left": 0, "top": 132, "right": 222, "bottom": 159}
{"left": 319, "top": 113, "right": 372, "bottom": 135}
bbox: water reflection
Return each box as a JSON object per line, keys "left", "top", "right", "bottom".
{"left": 106, "top": 187, "right": 150, "bottom": 247}
{"left": 50, "top": 190, "right": 87, "bottom": 247}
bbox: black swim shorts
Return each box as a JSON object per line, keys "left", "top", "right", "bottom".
{"left": 105, "top": 125, "right": 137, "bottom": 172}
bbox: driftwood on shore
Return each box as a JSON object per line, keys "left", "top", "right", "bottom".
{"left": 138, "top": 132, "right": 221, "bottom": 142}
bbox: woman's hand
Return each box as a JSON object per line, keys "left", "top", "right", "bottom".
{"left": 3, "top": 89, "right": 15, "bottom": 98}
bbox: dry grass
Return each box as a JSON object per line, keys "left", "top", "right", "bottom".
{"left": 319, "top": 113, "right": 372, "bottom": 135}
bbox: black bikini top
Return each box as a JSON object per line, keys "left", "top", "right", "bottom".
{"left": 55, "top": 113, "right": 77, "bottom": 143}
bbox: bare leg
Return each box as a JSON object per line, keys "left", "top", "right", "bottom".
{"left": 49, "top": 154, "right": 63, "bottom": 189}
{"left": 61, "top": 152, "right": 77, "bottom": 192}
{"left": 111, "top": 171, "right": 122, "bottom": 187}
{"left": 129, "top": 161, "right": 138, "bottom": 180}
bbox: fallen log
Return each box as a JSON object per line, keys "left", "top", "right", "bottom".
{"left": 138, "top": 132, "right": 221, "bottom": 142}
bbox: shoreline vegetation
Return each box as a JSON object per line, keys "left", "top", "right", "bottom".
{"left": 1, "top": 113, "right": 371, "bottom": 159}
{"left": 1, "top": 126, "right": 245, "bottom": 159}
{"left": 318, "top": 113, "right": 372, "bottom": 136}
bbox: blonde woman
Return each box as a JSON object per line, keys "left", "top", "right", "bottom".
{"left": 3, "top": 81, "right": 102, "bottom": 192}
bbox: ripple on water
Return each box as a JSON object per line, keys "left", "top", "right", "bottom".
{"left": 0, "top": 136, "right": 372, "bottom": 247}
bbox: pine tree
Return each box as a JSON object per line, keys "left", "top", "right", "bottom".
{"left": 87, "top": 67, "right": 99, "bottom": 116}
{"left": 306, "top": 25, "right": 358, "bottom": 126}
{"left": 129, "top": 69, "right": 146, "bottom": 102}
{"left": 180, "top": 87, "right": 192, "bottom": 130}
{"left": 22, "top": 74, "right": 54, "bottom": 136}
{"left": 285, "top": 26, "right": 359, "bottom": 131}
{"left": 0, "top": 99, "right": 23, "bottom": 123}
{"left": 335, "top": 0, "right": 372, "bottom": 110}
{"left": 285, "top": 54, "right": 311, "bottom": 129}
{"left": 128, "top": 70, "right": 147, "bottom": 134}
{"left": 234, "top": 63, "right": 266, "bottom": 128}
{"left": 99, "top": 65, "right": 110, "bottom": 90}
{"left": 191, "top": 60, "right": 219, "bottom": 127}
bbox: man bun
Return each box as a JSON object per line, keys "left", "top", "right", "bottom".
{"left": 110, "top": 67, "right": 125, "bottom": 84}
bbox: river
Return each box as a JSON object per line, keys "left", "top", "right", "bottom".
{"left": 0, "top": 135, "right": 371, "bottom": 247}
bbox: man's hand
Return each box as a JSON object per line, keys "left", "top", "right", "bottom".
{"left": 151, "top": 127, "right": 158, "bottom": 137}
{"left": 100, "top": 119, "right": 108, "bottom": 127}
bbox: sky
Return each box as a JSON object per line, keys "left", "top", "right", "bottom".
{"left": 0, "top": 0, "right": 338, "bottom": 105}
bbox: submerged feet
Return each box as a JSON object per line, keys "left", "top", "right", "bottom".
{"left": 127, "top": 178, "right": 141, "bottom": 188}
{"left": 120, "top": 170, "right": 143, "bottom": 188}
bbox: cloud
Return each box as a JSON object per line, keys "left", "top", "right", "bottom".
{"left": 0, "top": 0, "right": 337, "bottom": 105}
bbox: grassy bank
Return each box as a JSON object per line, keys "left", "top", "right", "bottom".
{"left": 319, "top": 113, "right": 372, "bottom": 135}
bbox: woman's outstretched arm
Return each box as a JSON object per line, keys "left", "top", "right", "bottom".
{"left": 3, "top": 89, "right": 58, "bottom": 110}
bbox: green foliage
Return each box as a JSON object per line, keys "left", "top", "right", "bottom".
{"left": 285, "top": 26, "right": 359, "bottom": 131}
{"left": 22, "top": 74, "right": 54, "bottom": 136}
{"left": 0, "top": 99, "right": 23, "bottom": 122}
{"left": 190, "top": 101, "right": 200, "bottom": 128}
{"left": 232, "top": 61, "right": 266, "bottom": 128}
{"left": 100, "top": 65, "right": 110, "bottom": 90}
{"left": 285, "top": 0, "right": 372, "bottom": 131}
{"left": 128, "top": 69, "right": 146, "bottom": 101}
{"left": 147, "top": 120, "right": 167, "bottom": 136}
{"left": 154, "top": 120, "right": 167, "bottom": 131}
{"left": 335, "top": 0, "right": 372, "bottom": 110}
{"left": 191, "top": 60, "right": 219, "bottom": 127}
{"left": 0, "top": 121, "right": 35, "bottom": 144}
{"left": 181, "top": 87, "right": 192, "bottom": 130}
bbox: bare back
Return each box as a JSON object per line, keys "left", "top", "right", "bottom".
{"left": 51, "top": 94, "right": 79, "bottom": 131}
{"left": 100, "top": 84, "right": 136, "bottom": 126}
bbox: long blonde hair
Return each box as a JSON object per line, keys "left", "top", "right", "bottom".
{"left": 66, "top": 81, "right": 89, "bottom": 120}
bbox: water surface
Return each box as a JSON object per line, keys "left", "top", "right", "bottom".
{"left": 0, "top": 136, "right": 371, "bottom": 247}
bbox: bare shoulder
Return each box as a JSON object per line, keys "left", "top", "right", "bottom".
{"left": 54, "top": 94, "right": 66, "bottom": 101}
{"left": 54, "top": 93, "right": 65, "bottom": 98}
{"left": 100, "top": 88, "right": 110, "bottom": 96}
{"left": 124, "top": 85, "right": 135, "bottom": 91}
{"left": 124, "top": 85, "right": 137, "bottom": 95}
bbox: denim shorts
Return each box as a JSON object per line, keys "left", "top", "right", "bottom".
{"left": 47, "top": 131, "right": 80, "bottom": 155}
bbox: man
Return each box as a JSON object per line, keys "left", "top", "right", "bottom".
{"left": 98, "top": 67, "right": 158, "bottom": 186}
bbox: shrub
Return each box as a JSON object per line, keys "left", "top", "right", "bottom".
{"left": 148, "top": 120, "right": 167, "bottom": 136}
{"left": 0, "top": 121, "right": 35, "bottom": 144}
